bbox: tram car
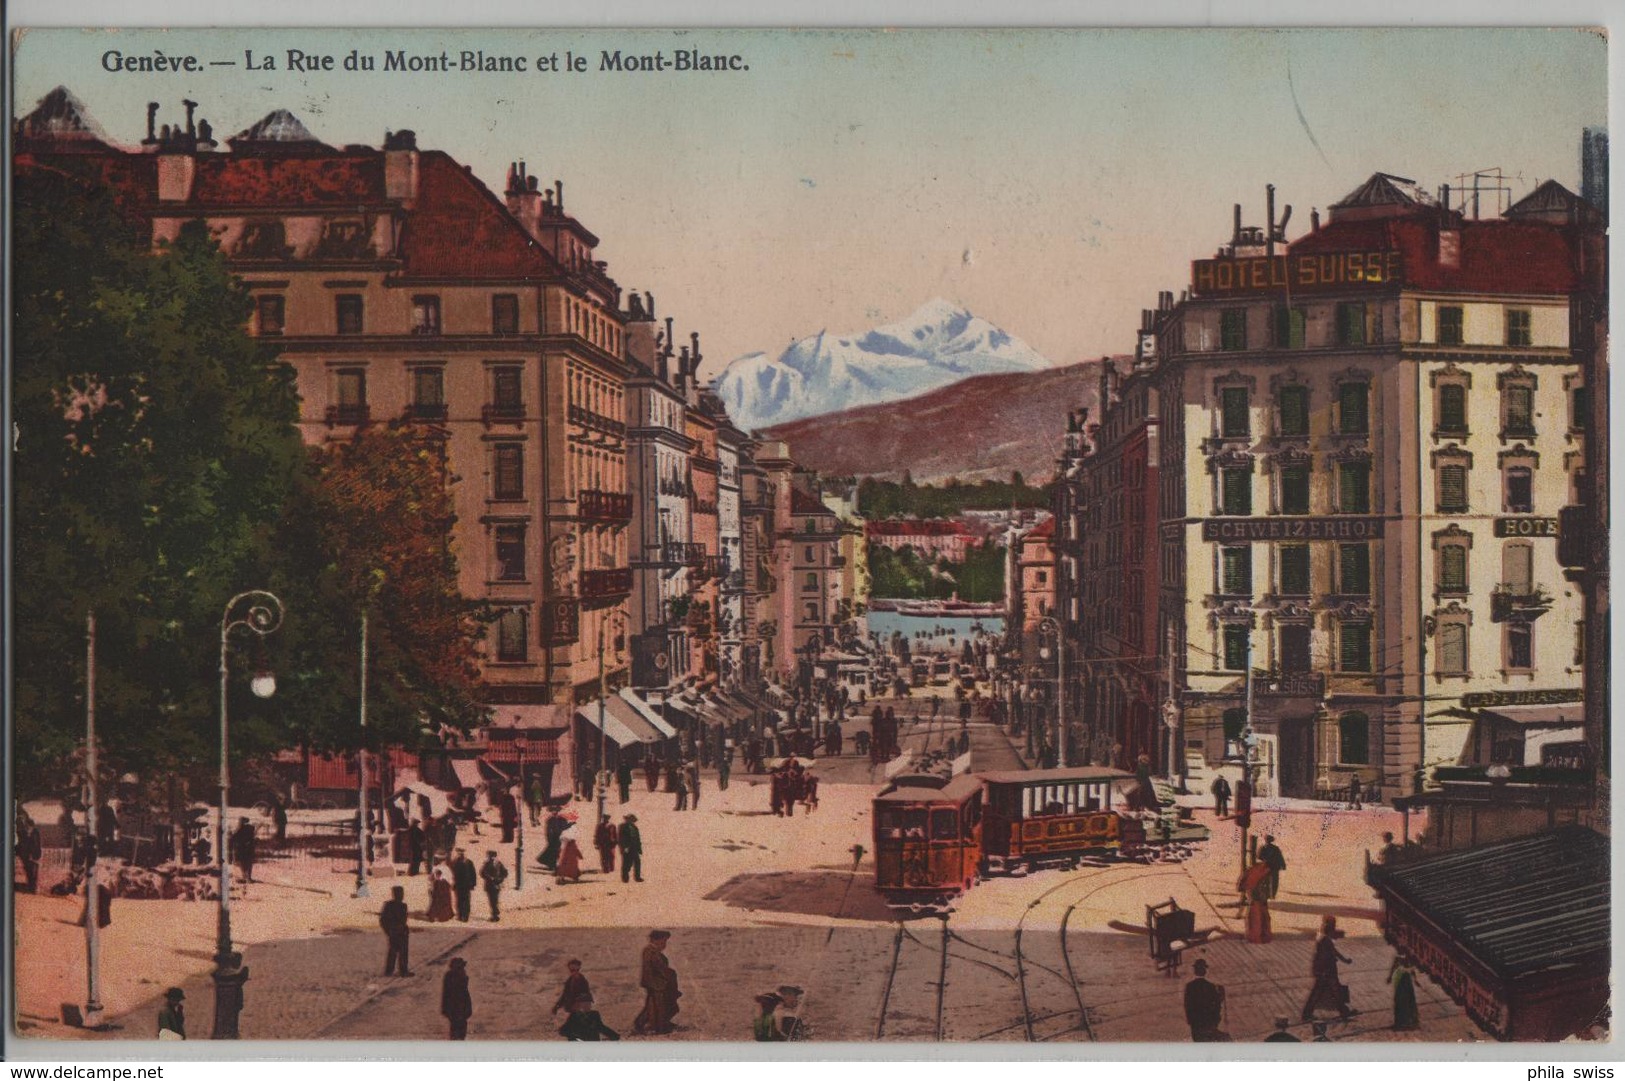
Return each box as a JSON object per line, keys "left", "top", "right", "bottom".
{"left": 874, "top": 766, "right": 1172, "bottom": 912}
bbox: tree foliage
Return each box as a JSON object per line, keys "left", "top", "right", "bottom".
{"left": 857, "top": 474, "right": 1051, "bottom": 520}
{"left": 868, "top": 540, "right": 1005, "bottom": 602}
{"left": 13, "top": 168, "right": 305, "bottom": 793}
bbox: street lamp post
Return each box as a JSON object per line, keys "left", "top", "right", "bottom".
{"left": 355, "top": 609, "right": 370, "bottom": 899}
{"left": 214, "top": 590, "right": 283, "bottom": 1040}
{"left": 82, "top": 610, "right": 104, "bottom": 1029}
{"left": 513, "top": 735, "right": 526, "bottom": 891}
{"left": 595, "top": 612, "right": 626, "bottom": 827}
{"left": 1038, "top": 617, "right": 1066, "bottom": 768}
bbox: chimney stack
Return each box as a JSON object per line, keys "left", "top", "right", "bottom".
{"left": 1310, "top": 207, "right": 1321, "bottom": 231}
{"left": 506, "top": 160, "right": 546, "bottom": 240}
{"left": 144, "top": 102, "right": 159, "bottom": 145}
{"left": 645, "top": 292, "right": 655, "bottom": 318}
{"left": 383, "top": 129, "right": 420, "bottom": 205}
{"left": 554, "top": 180, "right": 564, "bottom": 213}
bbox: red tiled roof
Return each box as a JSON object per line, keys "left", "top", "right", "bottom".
{"left": 395, "top": 152, "right": 563, "bottom": 281}
{"left": 189, "top": 152, "right": 383, "bottom": 205}
{"left": 790, "top": 489, "right": 835, "bottom": 516}
{"left": 1024, "top": 517, "right": 1055, "bottom": 539}
{"left": 866, "top": 519, "right": 971, "bottom": 537}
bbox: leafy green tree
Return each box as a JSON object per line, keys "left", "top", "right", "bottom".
{"left": 12, "top": 168, "right": 305, "bottom": 794}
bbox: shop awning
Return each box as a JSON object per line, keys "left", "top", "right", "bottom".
{"left": 577, "top": 697, "right": 662, "bottom": 746}
{"left": 448, "top": 760, "right": 483, "bottom": 790}
{"left": 618, "top": 689, "right": 678, "bottom": 739}
{"left": 1477, "top": 705, "right": 1585, "bottom": 728}
{"left": 393, "top": 781, "right": 450, "bottom": 817}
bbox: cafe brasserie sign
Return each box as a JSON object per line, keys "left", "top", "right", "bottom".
{"left": 1192, "top": 250, "right": 1403, "bottom": 296}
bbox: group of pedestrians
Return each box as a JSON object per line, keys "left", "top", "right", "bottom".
{"left": 767, "top": 759, "right": 817, "bottom": 816}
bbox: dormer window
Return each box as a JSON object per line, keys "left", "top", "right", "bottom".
{"left": 317, "top": 219, "right": 371, "bottom": 259}
{"left": 412, "top": 295, "right": 441, "bottom": 336}
{"left": 237, "top": 220, "right": 290, "bottom": 260}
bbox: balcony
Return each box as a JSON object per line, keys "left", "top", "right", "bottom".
{"left": 578, "top": 489, "right": 633, "bottom": 522}
{"left": 405, "top": 403, "right": 448, "bottom": 422}
{"left": 661, "top": 541, "right": 706, "bottom": 567}
{"left": 1254, "top": 671, "right": 1326, "bottom": 699}
{"left": 482, "top": 403, "right": 525, "bottom": 424}
{"left": 579, "top": 567, "right": 633, "bottom": 600}
{"left": 325, "top": 404, "right": 371, "bottom": 427}
{"left": 568, "top": 403, "right": 626, "bottom": 439}
{"left": 1491, "top": 585, "right": 1554, "bottom": 623}
{"left": 703, "top": 554, "right": 731, "bottom": 581}
{"left": 722, "top": 569, "right": 746, "bottom": 593}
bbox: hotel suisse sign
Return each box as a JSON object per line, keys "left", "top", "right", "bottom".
{"left": 1202, "top": 517, "right": 1385, "bottom": 542}
{"left": 1493, "top": 516, "right": 1559, "bottom": 537}
{"left": 1192, "top": 250, "right": 1402, "bottom": 297}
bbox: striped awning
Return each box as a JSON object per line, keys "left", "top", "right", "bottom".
{"left": 577, "top": 697, "right": 662, "bottom": 746}
{"left": 618, "top": 689, "right": 678, "bottom": 739}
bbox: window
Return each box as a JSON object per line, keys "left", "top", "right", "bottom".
{"left": 492, "top": 294, "right": 519, "bottom": 335}
{"left": 316, "top": 219, "right": 367, "bottom": 257}
{"left": 1277, "top": 386, "right": 1309, "bottom": 436}
{"left": 1437, "top": 623, "right": 1467, "bottom": 674}
{"left": 803, "top": 602, "right": 819, "bottom": 623}
{"left": 1222, "top": 625, "right": 1249, "bottom": 671}
{"left": 1220, "top": 387, "right": 1250, "bottom": 437}
{"left": 1220, "top": 466, "right": 1252, "bottom": 515}
{"left": 494, "top": 444, "right": 524, "bottom": 500}
{"left": 1439, "top": 544, "right": 1469, "bottom": 593}
{"left": 1339, "top": 621, "right": 1372, "bottom": 672}
{"left": 410, "top": 368, "right": 445, "bottom": 420}
{"left": 334, "top": 368, "right": 367, "bottom": 423}
{"left": 1338, "top": 383, "right": 1370, "bottom": 435}
{"left": 1279, "top": 624, "right": 1310, "bottom": 673}
{"left": 1502, "top": 542, "right": 1532, "bottom": 594}
{"left": 1222, "top": 707, "right": 1247, "bottom": 741}
{"left": 1505, "top": 308, "right": 1532, "bottom": 347}
{"left": 1504, "top": 467, "right": 1533, "bottom": 513}
{"left": 1336, "top": 302, "right": 1366, "bottom": 346}
{"left": 1438, "top": 463, "right": 1469, "bottom": 513}
{"left": 492, "top": 367, "right": 523, "bottom": 414}
{"left": 1438, "top": 384, "right": 1468, "bottom": 434}
{"left": 1220, "top": 308, "right": 1247, "bottom": 351}
{"left": 1338, "top": 543, "right": 1370, "bottom": 595}
{"left": 495, "top": 609, "right": 527, "bottom": 662}
{"left": 1272, "top": 306, "right": 1306, "bottom": 348}
{"left": 804, "top": 572, "right": 819, "bottom": 592}
{"left": 1278, "top": 545, "right": 1311, "bottom": 595}
{"left": 1338, "top": 712, "right": 1370, "bottom": 764}
{"left": 495, "top": 524, "right": 526, "bottom": 581}
{"left": 1337, "top": 461, "right": 1370, "bottom": 514}
{"left": 1279, "top": 464, "right": 1310, "bottom": 515}
{"left": 1221, "top": 546, "right": 1252, "bottom": 595}
{"left": 257, "top": 294, "right": 285, "bottom": 336}
{"left": 411, "top": 295, "right": 441, "bottom": 336}
{"left": 1437, "top": 305, "right": 1464, "bottom": 346}
{"left": 931, "top": 809, "right": 959, "bottom": 842}
{"left": 1502, "top": 385, "right": 1535, "bottom": 438}
{"left": 1507, "top": 623, "right": 1533, "bottom": 670}
{"left": 336, "top": 294, "right": 363, "bottom": 335}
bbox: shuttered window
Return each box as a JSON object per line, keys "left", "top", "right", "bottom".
{"left": 1277, "top": 386, "right": 1309, "bottom": 436}
{"left": 1221, "top": 309, "right": 1247, "bottom": 351}
{"left": 1438, "top": 624, "right": 1467, "bottom": 674}
{"left": 1220, "top": 387, "right": 1250, "bottom": 437}
{"left": 1339, "top": 543, "right": 1370, "bottom": 595}
{"left": 1221, "top": 546, "right": 1252, "bottom": 595}
{"left": 1279, "top": 464, "right": 1310, "bottom": 515}
{"left": 1439, "top": 544, "right": 1469, "bottom": 592}
{"left": 1438, "top": 464, "right": 1468, "bottom": 513}
{"left": 1438, "top": 384, "right": 1468, "bottom": 433}
{"left": 1339, "top": 622, "right": 1371, "bottom": 672}
{"left": 1336, "top": 302, "right": 1366, "bottom": 345}
{"left": 1221, "top": 467, "right": 1252, "bottom": 515}
{"left": 1278, "top": 545, "right": 1311, "bottom": 595}
{"left": 1338, "top": 461, "right": 1370, "bottom": 514}
{"left": 1502, "top": 543, "right": 1533, "bottom": 594}
{"left": 1272, "top": 306, "right": 1305, "bottom": 348}
{"left": 1339, "top": 382, "right": 1370, "bottom": 434}
{"left": 1223, "top": 625, "right": 1249, "bottom": 671}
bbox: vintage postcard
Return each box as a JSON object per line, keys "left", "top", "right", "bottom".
{"left": 6, "top": 26, "right": 1610, "bottom": 1052}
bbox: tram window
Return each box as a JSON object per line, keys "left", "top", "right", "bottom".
{"left": 878, "top": 809, "right": 904, "bottom": 840}
{"left": 902, "top": 810, "right": 928, "bottom": 839}
{"left": 931, "top": 809, "right": 959, "bottom": 841}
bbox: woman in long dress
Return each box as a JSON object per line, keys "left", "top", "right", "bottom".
{"left": 1300, "top": 915, "right": 1354, "bottom": 1021}
{"left": 1389, "top": 955, "right": 1421, "bottom": 1030}
{"left": 427, "top": 863, "right": 455, "bottom": 922}
{"left": 556, "top": 826, "right": 584, "bottom": 884}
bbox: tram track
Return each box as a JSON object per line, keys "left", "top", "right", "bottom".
{"left": 873, "top": 917, "right": 951, "bottom": 1041}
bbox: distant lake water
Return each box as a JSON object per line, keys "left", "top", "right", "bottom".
{"left": 866, "top": 608, "right": 1005, "bottom": 648}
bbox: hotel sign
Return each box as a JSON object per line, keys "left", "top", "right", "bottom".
{"left": 1494, "top": 516, "right": 1559, "bottom": 538}
{"left": 1191, "top": 250, "right": 1403, "bottom": 296}
{"left": 1202, "top": 517, "right": 1386, "bottom": 542}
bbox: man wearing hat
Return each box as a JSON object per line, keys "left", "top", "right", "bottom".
{"left": 559, "top": 993, "right": 620, "bottom": 1041}
{"left": 1183, "top": 959, "right": 1229, "bottom": 1041}
{"left": 776, "top": 985, "right": 807, "bottom": 1040}
{"left": 618, "top": 814, "right": 643, "bottom": 884}
{"left": 753, "top": 992, "right": 786, "bottom": 1041}
{"left": 157, "top": 988, "right": 186, "bottom": 1040}
{"left": 379, "top": 885, "right": 411, "bottom": 976}
{"left": 441, "top": 956, "right": 473, "bottom": 1040}
{"left": 632, "top": 930, "right": 679, "bottom": 1035}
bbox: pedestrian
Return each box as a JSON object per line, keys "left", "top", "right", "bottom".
{"left": 156, "top": 987, "right": 186, "bottom": 1040}
{"left": 1257, "top": 834, "right": 1286, "bottom": 899}
{"left": 804, "top": 773, "right": 820, "bottom": 813}
{"left": 441, "top": 957, "right": 473, "bottom": 1040}
{"left": 644, "top": 757, "right": 661, "bottom": 793}
{"left": 619, "top": 814, "right": 644, "bottom": 883}
{"left": 499, "top": 789, "right": 518, "bottom": 844}
{"left": 230, "top": 816, "right": 257, "bottom": 883}
{"left": 753, "top": 993, "right": 786, "bottom": 1041}
{"left": 380, "top": 885, "right": 411, "bottom": 976}
{"left": 551, "top": 959, "right": 592, "bottom": 1016}
{"left": 1263, "top": 1017, "right": 1300, "bottom": 1042}
{"left": 1183, "top": 959, "right": 1230, "bottom": 1041}
{"left": 427, "top": 863, "right": 455, "bottom": 922}
{"left": 776, "top": 985, "right": 808, "bottom": 1040}
{"left": 1389, "top": 954, "right": 1421, "bottom": 1031}
{"left": 594, "top": 815, "right": 618, "bottom": 874}
{"left": 560, "top": 994, "right": 620, "bottom": 1041}
{"left": 632, "top": 930, "right": 680, "bottom": 1036}
{"left": 687, "top": 760, "right": 702, "bottom": 810}
{"left": 1348, "top": 774, "right": 1364, "bottom": 811}
{"left": 672, "top": 770, "right": 689, "bottom": 812}
{"left": 1301, "top": 916, "right": 1355, "bottom": 1022}
{"left": 407, "top": 820, "right": 425, "bottom": 876}
{"left": 17, "top": 816, "right": 42, "bottom": 894}
{"left": 556, "top": 825, "right": 584, "bottom": 885}
{"left": 96, "top": 801, "right": 119, "bottom": 849}
{"left": 450, "top": 847, "right": 477, "bottom": 923}
{"left": 1379, "top": 831, "right": 1403, "bottom": 865}
{"left": 617, "top": 760, "right": 634, "bottom": 804}
{"left": 854, "top": 729, "right": 870, "bottom": 759}
{"left": 769, "top": 766, "right": 785, "bottom": 817}
{"left": 540, "top": 808, "right": 566, "bottom": 871}
{"left": 1239, "top": 859, "right": 1272, "bottom": 944}
{"left": 479, "top": 850, "right": 508, "bottom": 922}
{"left": 718, "top": 744, "right": 732, "bottom": 791}
{"left": 271, "top": 796, "right": 288, "bottom": 844}
{"left": 193, "top": 834, "right": 211, "bottom": 867}
{"left": 1210, "top": 774, "right": 1232, "bottom": 819}
{"left": 527, "top": 776, "right": 546, "bottom": 827}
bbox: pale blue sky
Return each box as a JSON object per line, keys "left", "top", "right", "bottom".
{"left": 13, "top": 28, "right": 1607, "bottom": 374}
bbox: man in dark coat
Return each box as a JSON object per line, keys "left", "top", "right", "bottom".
{"left": 718, "top": 744, "right": 732, "bottom": 791}
{"left": 632, "top": 930, "right": 679, "bottom": 1035}
{"left": 407, "top": 821, "right": 426, "bottom": 876}
{"left": 593, "top": 815, "right": 618, "bottom": 874}
{"left": 826, "top": 721, "right": 843, "bottom": 757}
{"left": 271, "top": 797, "right": 288, "bottom": 844}
{"left": 560, "top": 995, "right": 621, "bottom": 1041}
{"left": 380, "top": 885, "right": 411, "bottom": 976}
{"left": 230, "top": 817, "right": 257, "bottom": 883}
{"left": 449, "top": 848, "right": 477, "bottom": 923}
{"left": 551, "top": 959, "right": 591, "bottom": 1017}
{"left": 539, "top": 809, "right": 567, "bottom": 871}
{"left": 17, "top": 816, "right": 42, "bottom": 893}
{"left": 616, "top": 760, "right": 634, "bottom": 804}
{"left": 644, "top": 758, "right": 661, "bottom": 793}
{"left": 1301, "top": 916, "right": 1355, "bottom": 1021}
{"left": 156, "top": 988, "right": 186, "bottom": 1040}
{"left": 441, "top": 957, "right": 472, "bottom": 1040}
{"left": 686, "top": 761, "right": 702, "bottom": 811}
{"left": 1183, "top": 959, "right": 1229, "bottom": 1041}
{"left": 1257, "top": 835, "right": 1287, "bottom": 899}
{"left": 618, "top": 814, "right": 643, "bottom": 883}
{"left": 499, "top": 790, "right": 518, "bottom": 844}
{"left": 1210, "top": 775, "right": 1232, "bottom": 818}
{"left": 479, "top": 850, "right": 508, "bottom": 922}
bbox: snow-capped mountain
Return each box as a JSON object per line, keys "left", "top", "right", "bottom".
{"left": 712, "top": 298, "right": 1051, "bottom": 431}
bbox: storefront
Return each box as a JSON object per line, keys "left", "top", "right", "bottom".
{"left": 1367, "top": 826, "right": 1609, "bottom": 1041}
